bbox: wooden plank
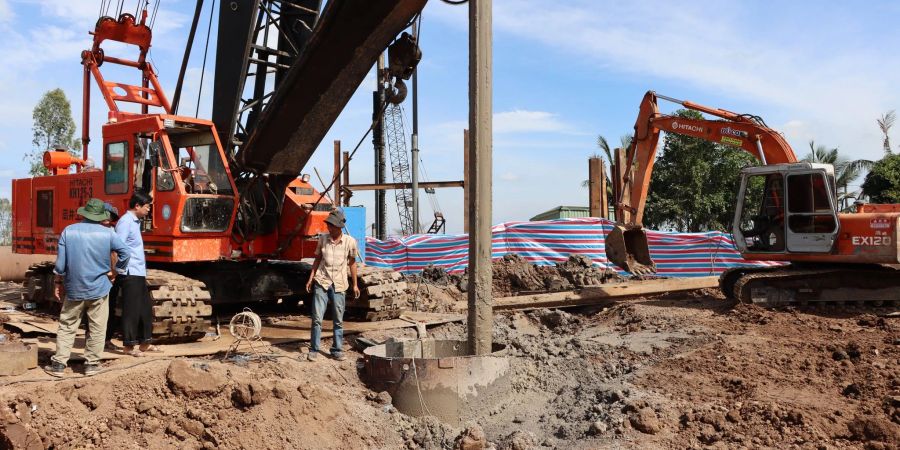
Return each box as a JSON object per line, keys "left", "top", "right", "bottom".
{"left": 588, "top": 157, "right": 602, "bottom": 217}
{"left": 454, "top": 277, "right": 719, "bottom": 311}
{"left": 599, "top": 162, "right": 608, "bottom": 219}
{"left": 21, "top": 311, "right": 465, "bottom": 361}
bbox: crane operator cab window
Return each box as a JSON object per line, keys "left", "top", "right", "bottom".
{"left": 164, "top": 126, "right": 235, "bottom": 233}
{"left": 738, "top": 173, "right": 786, "bottom": 252}
{"left": 168, "top": 131, "right": 233, "bottom": 196}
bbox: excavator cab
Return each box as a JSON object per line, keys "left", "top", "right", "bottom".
{"left": 733, "top": 163, "right": 840, "bottom": 254}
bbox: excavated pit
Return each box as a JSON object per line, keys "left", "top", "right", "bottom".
{"left": 362, "top": 339, "right": 510, "bottom": 427}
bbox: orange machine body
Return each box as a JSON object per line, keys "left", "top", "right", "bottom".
{"left": 12, "top": 12, "right": 330, "bottom": 265}
{"left": 12, "top": 114, "right": 329, "bottom": 264}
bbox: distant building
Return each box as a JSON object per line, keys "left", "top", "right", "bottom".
{"left": 530, "top": 206, "right": 590, "bottom": 221}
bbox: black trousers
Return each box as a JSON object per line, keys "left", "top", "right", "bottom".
{"left": 105, "top": 277, "right": 122, "bottom": 341}
{"left": 120, "top": 275, "right": 153, "bottom": 346}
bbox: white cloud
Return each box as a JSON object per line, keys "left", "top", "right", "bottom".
{"left": 494, "top": 109, "right": 573, "bottom": 134}
{"left": 431, "top": 1, "right": 900, "bottom": 162}
{"left": 499, "top": 172, "right": 519, "bottom": 182}
{"left": 780, "top": 120, "right": 814, "bottom": 142}
{"left": 0, "top": 0, "right": 12, "bottom": 23}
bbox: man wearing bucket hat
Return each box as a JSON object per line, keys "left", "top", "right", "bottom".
{"left": 305, "top": 208, "right": 360, "bottom": 361}
{"left": 44, "top": 198, "right": 130, "bottom": 377}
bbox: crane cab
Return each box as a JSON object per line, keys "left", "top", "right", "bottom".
{"left": 733, "top": 163, "right": 840, "bottom": 255}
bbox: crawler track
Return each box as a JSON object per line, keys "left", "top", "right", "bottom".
{"left": 720, "top": 265, "right": 900, "bottom": 307}
{"left": 145, "top": 269, "right": 212, "bottom": 341}
{"left": 23, "top": 264, "right": 212, "bottom": 341}
{"left": 22, "top": 262, "right": 58, "bottom": 307}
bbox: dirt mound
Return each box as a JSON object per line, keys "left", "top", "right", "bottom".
{"left": 418, "top": 253, "right": 624, "bottom": 300}
{"left": 555, "top": 254, "right": 621, "bottom": 287}
{"left": 0, "top": 355, "right": 405, "bottom": 449}
{"left": 166, "top": 360, "right": 227, "bottom": 398}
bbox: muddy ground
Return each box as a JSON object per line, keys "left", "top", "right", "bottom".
{"left": 1, "top": 283, "right": 897, "bottom": 449}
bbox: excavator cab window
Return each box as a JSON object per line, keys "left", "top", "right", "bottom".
{"left": 787, "top": 173, "right": 837, "bottom": 233}
{"left": 738, "top": 173, "right": 785, "bottom": 252}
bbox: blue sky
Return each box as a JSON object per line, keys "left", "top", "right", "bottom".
{"left": 0, "top": 1, "right": 898, "bottom": 235}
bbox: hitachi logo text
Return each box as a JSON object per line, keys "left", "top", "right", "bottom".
{"left": 671, "top": 122, "right": 704, "bottom": 133}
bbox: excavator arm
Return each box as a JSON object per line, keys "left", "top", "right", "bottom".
{"left": 606, "top": 91, "right": 798, "bottom": 273}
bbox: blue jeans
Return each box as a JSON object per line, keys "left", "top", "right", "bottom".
{"left": 310, "top": 283, "right": 346, "bottom": 356}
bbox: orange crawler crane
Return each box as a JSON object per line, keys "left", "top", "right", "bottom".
{"left": 12, "top": 2, "right": 426, "bottom": 340}
{"left": 607, "top": 91, "right": 900, "bottom": 305}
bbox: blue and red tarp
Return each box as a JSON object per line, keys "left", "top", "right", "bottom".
{"left": 364, "top": 217, "right": 780, "bottom": 277}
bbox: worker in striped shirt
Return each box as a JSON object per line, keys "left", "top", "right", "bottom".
{"left": 305, "top": 209, "right": 360, "bottom": 361}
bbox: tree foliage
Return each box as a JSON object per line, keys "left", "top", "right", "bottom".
{"left": 801, "top": 140, "right": 872, "bottom": 211}
{"left": 861, "top": 154, "right": 900, "bottom": 204}
{"left": 0, "top": 198, "right": 10, "bottom": 246}
{"left": 28, "top": 88, "right": 80, "bottom": 176}
{"left": 643, "top": 110, "right": 757, "bottom": 232}
{"left": 877, "top": 110, "right": 895, "bottom": 156}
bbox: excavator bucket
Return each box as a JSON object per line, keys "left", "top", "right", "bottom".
{"left": 605, "top": 224, "right": 656, "bottom": 275}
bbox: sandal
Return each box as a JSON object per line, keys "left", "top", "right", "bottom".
{"left": 140, "top": 344, "right": 163, "bottom": 353}
{"left": 127, "top": 348, "right": 145, "bottom": 357}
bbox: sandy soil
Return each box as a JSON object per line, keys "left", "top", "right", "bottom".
{"left": 1, "top": 287, "right": 897, "bottom": 449}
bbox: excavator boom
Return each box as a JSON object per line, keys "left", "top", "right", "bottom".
{"left": 616, "top": 91, "right": 798, "bottom": 226}
{"left": 606, "top": 91, "right": 799, "bottom": 274}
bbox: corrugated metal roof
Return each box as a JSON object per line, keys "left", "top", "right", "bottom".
{"left": 530, "top": 206, "right": 590, "bottom": 221}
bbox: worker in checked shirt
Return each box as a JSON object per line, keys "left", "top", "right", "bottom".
{"left": 305, "top": 209, "right": 360, "bottom": 362}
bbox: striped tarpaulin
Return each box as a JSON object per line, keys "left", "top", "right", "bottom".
{"left": 364, "top": 217, "right": 779, "bottom": 277}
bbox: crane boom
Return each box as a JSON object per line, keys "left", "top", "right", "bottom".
{"left": 235, "top": 0, "right": 428, "bottom": 176}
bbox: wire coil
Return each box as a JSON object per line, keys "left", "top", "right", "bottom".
{"left": 229, "top": 308, "right": 262, "bottom": 339}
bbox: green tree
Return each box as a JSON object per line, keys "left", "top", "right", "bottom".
{"left": 643, "top": 109, "right": 757, "bottom": 232}
{"left": 877, "top": 110, "right": 895, "bottom": 156}
{"left": 0, "top": 198, "right": 10, "bottom": 246}
{"left": 861, "top": 154, "right": 900, "bottom": 203}
{"left": 801, "top": 140, "right": 872, "bottom": 210}
{"left": 28, "top": 88, "right": 80, "bottom": 176}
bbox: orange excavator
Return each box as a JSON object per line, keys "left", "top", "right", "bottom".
{"left": 607, "top": 91, "right": 900, "bottom": 305}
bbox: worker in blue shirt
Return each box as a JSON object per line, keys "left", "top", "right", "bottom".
{"left": 44, "top": 198, "right": 130, "bottom": 377}
{"left": 115, "top": 190, "right": 159, "bottom": 356}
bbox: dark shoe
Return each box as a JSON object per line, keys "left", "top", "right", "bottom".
{"left": 307, "top": 352, "right": 319, "bottom": 361}
{"left": 332, "top": 353, "right": 347, "bottom": 361}
{"left": 43, "top": 362, "right": 66, "bottom": 377}
{"left": 84, "top": 363, "right": 102, "bottom": 376}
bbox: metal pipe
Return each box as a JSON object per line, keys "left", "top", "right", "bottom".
{"left": 654, "top": 92, "right": 684, "bottom": 105}
{"left": 345, "top": 180, "right": 463, "bottom": 190}
{"left": 81, "top": 62, "right": 90, "bottom": 165}
{"left": 411, "top": 21, "right": 420, "bottom": 234}
{"left": 333, "top": 140, "right": 341, "bottom": 206}
{"left": 374, "top": 54, "right": 387, "bottom": 239}
{"left": 172, "top": 0, "right": 204, "bottom": 114}
{"left": 755, "top": 137, "right": 767, "bottom": 165}
{"left": 342, "top": 151, "right": 350, "bottom": 206}
{"left": 467, "top": 0, "right": 493, "bottom": 356}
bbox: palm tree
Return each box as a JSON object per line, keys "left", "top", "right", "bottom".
{"left": 802, "top": 140, "right": 873, "bottom": 210}
{"left": 877, "top": 110, "right": 895, "bottom": 156}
